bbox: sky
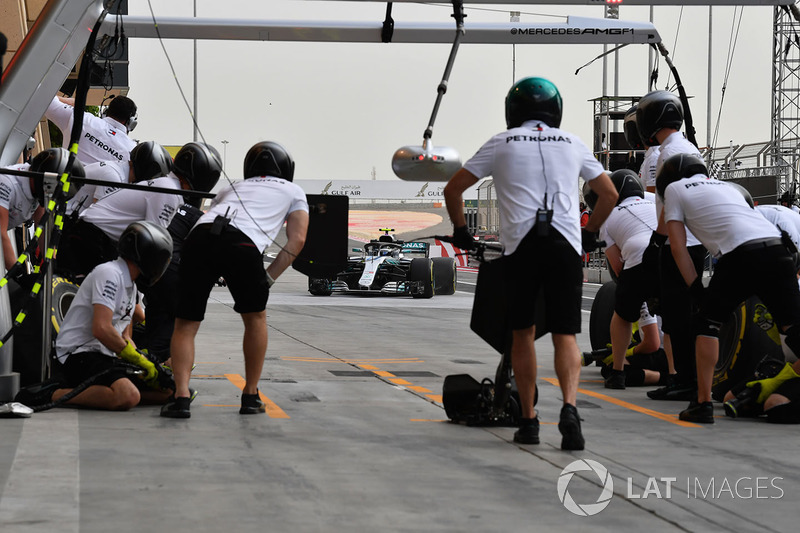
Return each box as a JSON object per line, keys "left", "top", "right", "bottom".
{"left": 126, "top": 1, "right": 777, "bottom": 182}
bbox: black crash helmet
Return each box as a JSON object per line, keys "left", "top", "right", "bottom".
{"left": 130, "top": 141, "right": 173, "bottom": 183}
{"left": 582, "top": 181, "right": 598, "bottom": 212}
{"left": 505, "top": 77, "right": 563, "bottom": 129}
{"left": 623, "top": 105, "right": 645, "bottom": 150}
{"left": 609, "top": 168, "right": 645, "bottom": 206}
{"left": 655, "top": 153, "right": 707, "bottom": 201}
{"left": 117, "top": 221, "right": 173, "bottom": 287}
{"left": 636, "top": 91, "right": 683, "bottom": 146}
{"left": 173, "top": 142, "right": 222, "bottom": 193}
{"left": 29, "top": 147, "right": 85, "bottom": 205}
{"left": 243, "top": 141, "right": 295, "bottom": 182}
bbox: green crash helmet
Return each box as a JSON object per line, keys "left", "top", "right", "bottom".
{"left": 505, "top": 77, "right": 563, "bottom": 129}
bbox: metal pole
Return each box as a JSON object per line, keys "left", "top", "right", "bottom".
{"left": 40, "top": 210, "right": 53, "bottom": 382}
{"left": 221, "top": 139, "right": 228, "bottom": 174}
{"left": 648, "top": 6, "right": 654, "bottom": 88}
{"left": 707, "top": 6, "right": 713, "bottom": 150}
{"left": 193, "top": 0, "right": 198, "bottom": 142}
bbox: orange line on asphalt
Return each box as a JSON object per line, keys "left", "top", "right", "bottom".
{"left": 358, "top": 364, "right": 379, "bottom": 370}
{"left": 224, "top": 374, "right": 290, "bottom": 419}
{"left": 407, "top": 385, "right": 432, "bottom": 393}
{"left": 540, "top": 377, "right": 701, "bottom": 428}
{"left": 373, "top": 370, "right": 395, "bottom": 377}
{"left": 389, "top": 378, "right": 412, "bottom": 385}
{"left": 426, "top": 394, "right": 443, "bottom": 403}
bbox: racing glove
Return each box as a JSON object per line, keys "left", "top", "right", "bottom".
{"left": 581, "top": 228, "right": 600, "bottom": 254}
{"left": 746, "top": 362, "right": 800, "bottom": 403}
{"left": 117, "top": 341, "right": 158, "bottom": 385}
{"left": 452, "top": 225, "right": 476, "bottom": 251}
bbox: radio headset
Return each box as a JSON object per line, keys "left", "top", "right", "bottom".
{"left": 100, "top": 94, "right": 138, "bottom": 132}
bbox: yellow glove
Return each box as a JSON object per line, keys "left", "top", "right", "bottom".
{"left": 117, "top": 341, "right": 157, "bottom": 383}
{"left": 746, "top": 362, "right": 800, "bottom": 403}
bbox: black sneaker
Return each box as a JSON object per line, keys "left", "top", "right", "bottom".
{"left": 14, "top": 380, "right": 62, "bottom": 408}
{"left": 513, "top": 417, "right": 540, "bottom": 444}
{"left": 647, "top": 377, "right": 697, "bottom": 401}
{"left": 559, "top": 404, "right": 585, "bottom": 451}
{"left": 604, "top": 369, "right": 626, "bottom": 390}
{"left": 679, "top": 400, "right": 714, "bottom": 423}
{"left": 240, "top": 391, "right": 266, "bottom": 415}
{"left": 160, "top": 396, "right": 191, "bottom": 418}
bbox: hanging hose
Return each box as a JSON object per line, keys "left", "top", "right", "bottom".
{"left": 422, "top": 1, "right": 465, "bottom": 149}
{"left": 652, "top": 42, "right": 698, "bottom": 149}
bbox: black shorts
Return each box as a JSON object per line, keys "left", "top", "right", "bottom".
{"left": 614, "top": 263, "right": 654, "bottom": 323}
{"left": 176, "top": 223, "right": 269, "bottom": 322}
{"left": 774, "top": 377, "right": 800, "bottom": 402}
{"left": 504, "top": 227, "right": 582, "bottom": 333}
{"left": 702, "top": 244, "right": 800, "bottom": 329}
{"left": 62, "top": 351, "right": 130, "bottom": 388}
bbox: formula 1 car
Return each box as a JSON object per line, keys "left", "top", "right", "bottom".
{"left": 307, "top": 229, "right": 456, "bottom": 298}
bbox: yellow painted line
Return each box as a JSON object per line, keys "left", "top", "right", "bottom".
{"left": 358, "top": 364, "right": 379, "bottom": 370}
{"left": 407, "top": 385, "right": 432, "bottom": 393}
{"left": 192, "top": 374, "right": 228, "bottom": 378}
{"left": 389, "top": 378, "right": 412, "bottom": 385}
{"left": 426, "top": 394, "right": 443, "bottom": 403}
{"left": 373, "top": 370, "right": 395, "bottom": 377}
{"left": 540, "top": 377, "right": 701, "bottom": 428}
{"left": 224, "top": 374, "right": 290, "bottom": 419}
{"left": 281, "top": 357, "right": 423, "bottom": 363}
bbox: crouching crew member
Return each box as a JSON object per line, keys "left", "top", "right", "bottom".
{"left": 57, "top": 142, "right": 219, "bottom": 280}
{"left": 14, "top": 222, "right": 174, "bottom": 410}
{"left": 596, "top": 169, "right": 660, "bottom": 389}
{"left": 658, "top": 154, "right": 800, "bottom": 423}
{"left": 444, "top": 77, "right": 618, "bottom": 450}
{"left": 161, "top": 141, "right": 309, "bottom": 418}
{"left": 0, "top": 148, "right": 84, "bottom": 273}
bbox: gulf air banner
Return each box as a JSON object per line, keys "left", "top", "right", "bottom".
{"left": 297, "top": 180, "right": 480, "bottom": 201}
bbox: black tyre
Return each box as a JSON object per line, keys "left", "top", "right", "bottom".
{"left": 11, "top": 275, "right": 79, "bottom": 386}
{"left": 409, "top": 258, "right": 434, "bottom": 299}
{"left": 712, "top": 297, "right": 784, "bottom": 401}
{"left": 308, "top": 277, "right": 332, "bottom": 296}
{"left": 432, "top": 257, "right": 456, "bottom": 295}
{"left": 51, "top": 276, "right": 78, "bottom": 333}
{"left": 589, "top": 280, "right": 617, "bottom": 351}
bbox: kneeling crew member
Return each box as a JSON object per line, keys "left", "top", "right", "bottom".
{"left": 658, "top": 154, "right": 800, "bottom": 423}
{"left": 16, "top": 222, "right": 174, "bottom": 410}
{"left": 162, "top": 141, "right": 309, "bottom": 418}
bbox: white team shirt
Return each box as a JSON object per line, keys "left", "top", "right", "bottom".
{"left": 641, "top": 146, "right": 660, "bottom": 189}
{"left": 45, "top": 97, "right": 135, "bottom": 165}
{"left": 663, "top": 176, "right": 780, "bottom": 258}
{"left": 463, "top": 120, "right": 606, "bottom": 255}
{"left": 653, "top": 133, "right": 703, "bottom": 247}
{"left": 656, "top": 131, "right": 701, "bottom": 177}
{"left": 196, "top": 176, "right": 309, "bottom": 253}
{"left": 55, "top": 258, "right": 137, "bottom": 361}
{"left": 0, "top": 164, "right": 38, "bottom": 229}
{"left": 80, "top": 172, "right": 183, "bottom": 242}
{"left": 600, "top": 196, "right": 658, "bottom": 270}
{"left": 756, "top": 204, "right": 800, "bottom": 249}
{"left": 65, "top": 160, "right": 129, "bottom": 217}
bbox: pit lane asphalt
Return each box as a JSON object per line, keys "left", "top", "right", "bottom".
{"left": 0, "top": 269, "right": 795, "bottom": 533}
